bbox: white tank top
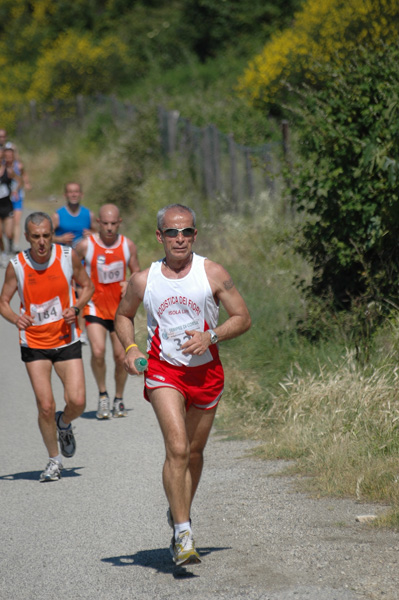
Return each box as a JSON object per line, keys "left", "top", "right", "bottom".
{"left": 143, "top": 253, "right": 220, "bottom": 367}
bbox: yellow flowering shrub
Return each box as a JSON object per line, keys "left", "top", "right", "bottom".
{"left": 238, "top": 0, "right": 399, "bottom": 108}
{"left": 28, "top": 31, "right": 129, "bottom": 101}
{"left": 0, "top": 61, "right": 33, "bottom": 132}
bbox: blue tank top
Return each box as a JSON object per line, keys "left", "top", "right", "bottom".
{"left": 55, "top": 205, "right": 92, "bottom": 247}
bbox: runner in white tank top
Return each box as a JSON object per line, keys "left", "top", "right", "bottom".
{"left": 144, "top": 253, "right": 219, "bottom": 367}
{"left": 115, "top": 203, "right": 251, "bottom": 567}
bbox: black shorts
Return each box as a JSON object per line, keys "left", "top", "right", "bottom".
{"left": 85, "top": 315, "right": 115, "bottom": 333}
{"left": 21, "top": 341, "right": 82, "bottom": 363}
{"left": 0, "top": 198, "right": 14, "bottom": 220}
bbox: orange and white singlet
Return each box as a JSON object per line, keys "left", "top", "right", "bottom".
{"left": 83, "top": 234, "right": 131, "bottom": 321}
{"left": 143, "top": 253, "right": 220, "bottom": 367}
{"left": 11, "top": 244, "right": 80, "bottom": 349}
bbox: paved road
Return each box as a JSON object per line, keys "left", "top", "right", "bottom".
{"left": 1, "top": 259, "right": 399, "bottom": 600}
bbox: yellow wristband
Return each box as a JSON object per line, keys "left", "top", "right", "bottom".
{"left": 125, "top": 343, "right": 138, "bottom": 353}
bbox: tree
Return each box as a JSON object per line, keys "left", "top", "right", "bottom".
{"left": 291, "top": 43, "right": 399, "bottom": 319}
{"left": 180, "top": 0, "right": 302, "bottom": 62}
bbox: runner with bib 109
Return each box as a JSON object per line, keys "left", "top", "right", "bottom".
{"left": 114, "top": 203, "right": 251, "bottom": 567}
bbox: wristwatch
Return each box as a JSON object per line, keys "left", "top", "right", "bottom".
{"left": 72, "top": 306, "right": 80, "bottom": 316}
{"left": 208, "top": 329, "right": 218, "bottom": 344}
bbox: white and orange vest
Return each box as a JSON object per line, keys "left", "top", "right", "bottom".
{"left": 11, "top": 244, "right": 80, "bottom": 349}
{"left": 82, "top": 234, "right": 131, "bottom": 321}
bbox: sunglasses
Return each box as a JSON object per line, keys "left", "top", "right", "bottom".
{"left": 161, "top": 227, "right": 195, "bottom": 238}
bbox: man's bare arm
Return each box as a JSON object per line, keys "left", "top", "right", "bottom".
{"left": 62, "top": 250, "right": 94, "bottom": 325}
{"left": 0, "top": 263, "right": 34, "bottom": 329}
{"left": 182, "top": 260, "right": 251, "bottom": 356}
{"left": 115, "top": 270, "right": 148, "bottom": 374}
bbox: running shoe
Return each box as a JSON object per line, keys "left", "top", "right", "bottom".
{"left": 112, "top": 399, "right": 127, "bottom": 418}
{"left": 56, "top": 411, "right": 76, "bottom": 458}
{"left": 1, "top": 252, "right": 9, "bottom": 268}
{"left": 39, "top": 458, "right": 63, "bottom": 482}
{"left": 170, "top": 530, "right": 201, "bottom": 566}
{"left": 96, "top": 393, "right": 111, "bottom": 419}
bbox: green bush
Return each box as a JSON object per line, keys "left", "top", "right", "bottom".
{"left": 290, "top": 44, "right": 399, "bottom": 326}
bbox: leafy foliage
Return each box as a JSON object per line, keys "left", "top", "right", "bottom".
{"left": 28, "top": 32, "right": 129, "bottom": 100}
{"left": 290, "top": 44, "right": 399, "bottom": 323}
{"left": 0, "top": 0, "right": 301, "bottom": 130}
{"left": 238, "top": 0, "right": 399, "bottom": 112}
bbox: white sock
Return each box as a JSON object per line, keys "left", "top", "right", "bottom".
{"left": 50, "top": 454, "right": 63, "bottom": 466}
{"left": 174, "top": 521, "right": 192, "bottom": 539}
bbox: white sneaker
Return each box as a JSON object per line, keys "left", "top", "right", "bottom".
{"left": 1, "top": 252, "right": 9, "bottom": 268}
{"left": 39, "top": 458, "right": 63, "bottom": 482}
{"left": 170, "top": 530, "right": 201, "bottom": 566}
{"left": 96, "top": 393, "right": 111, "bottom": 419}
{"left": 112, "top": 399, "right": 127, "bottom": 418}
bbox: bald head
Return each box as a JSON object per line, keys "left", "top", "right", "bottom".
{"left": 99, "top": 204, "right": 120, "bottom": 221}
{"left": 97, "top": 204, "right": 122, "bottom": 245}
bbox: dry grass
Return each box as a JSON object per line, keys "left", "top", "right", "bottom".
{"left": 219, "top": 350, "right": 399, "bottom": 526}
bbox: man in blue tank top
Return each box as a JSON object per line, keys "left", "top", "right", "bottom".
{"left": 51, "top": 182, "right": 96, "bottom": 342}
{"left": 51, "top": 182, "right": 95, "bottom": 248}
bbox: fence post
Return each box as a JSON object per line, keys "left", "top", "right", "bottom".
{"left": 282, "top": 120, "right": 290, "bottom": 161}
{"left": 262, "top": 150, "right": 275, "bottom": 198}
{"left": 281, "top": 119, "right": 293, "bottom": 213}
{"left": 124, "top": 101, "right": 136, "bottom": 121}
{"left": 111, "top": 94, "right": 120, "bottom": 120}
{"left": 201, "top": 126, "right": 214, "bottom": 200}
{"left": 53, "top": 99, "right": 60, "bottom": 123}
{"left": 210, "top": 124, "right": 221, "bottom": 195}
{"left": 76, "top": 95, "right": 84, "bottom": 121}
{"left": 244, "top": 148, "right": 255, "bottom": 200}
{"left": 228, "top": 133, "right": 239, "bottom": 212}
{"left": 166, "top": 110, "right": 180, "bottom": 155}
{"left": 29, "top": 100, "right": 37, "bottom": 122}
{"left": 157, "top": 106, "right": 167, "bottom": 156}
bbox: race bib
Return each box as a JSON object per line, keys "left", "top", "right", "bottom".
{"left": 97, "top": 260, "right": 124, "bottom": 284}
{"left": 160, "top": 318, "right": 201, "bottom": 359}
{"left": 30, "top": 297, "right": 63, "bottom": 326}
{"left": 0, "top": 183, "right": 9, "bottom": 199}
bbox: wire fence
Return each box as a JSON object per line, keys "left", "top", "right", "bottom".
{"left": 15, "top": 94, "right": 289, "bottom": 216}
{"left": 157, "top": 106, "right": 285, "bottom": 218}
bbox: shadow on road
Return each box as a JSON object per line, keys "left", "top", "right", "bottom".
{"left": 0, "top": 466, "right": 84, "bottom": 481}
{"left": 102, "top": 546, "right": 231, "bottom": 579}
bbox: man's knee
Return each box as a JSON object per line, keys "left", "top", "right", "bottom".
{"left": 166, "top": 435, "right": 190, "bottom": 464}
{"left": 91, "top": 345, "right": 105, "bottom": 361}
{"left": 189, "top": 446, "right": 204, "bottom": 465}
{"left": 114, "top": 351, "right": 125, "bottom": 368}
{"left": 37, "top": 399, "right": 56, "bottom": 421}
{"left": 66, "top": 393, "right": 86, "bottom": 417}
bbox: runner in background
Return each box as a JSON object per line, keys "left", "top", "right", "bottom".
{"left": 0, "top": 146, "right": 21, "bottom": 267}
{"left": 4, "top": 142, "right": 32, "bottom": 253}
{"left": 51, "top": 182, "right": 97, "bottom": 341}
{"left": 76, "top": 204, "right": 140, "bottom": 419}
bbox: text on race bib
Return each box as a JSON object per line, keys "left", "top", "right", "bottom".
{"left": 0, "top": 184, "right": 9, "bottom": 199}
{"left": 97, "top": 260, "right": 124, "bottom": 284}
{"left": 30, "top": 297, "right": 63, "bottom": 326}
{"left": 160, "top": 319, "right": 201, "bottom": 359}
